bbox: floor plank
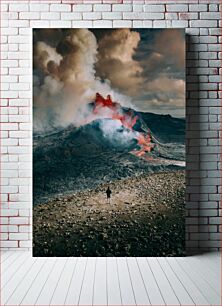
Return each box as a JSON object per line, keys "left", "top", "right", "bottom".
{"left": 21, "top": 258, "right": 56, "bottom": 305}
{"left": 106, "top": 257, "right": 122, "bottom": 306}
{"left": 2, "top": 256, "right": 37, "bottom": 305}
{"left": 78, "top": 257, "right": 96, "bottom": 306}
{"left": 64, "top": 257, "right": 87, "bottom": 306}
{"left": 1, "top": 252, "right": 220, "bottom": 306}
{"left": 93, "top": 257, "right": 107, "bottom": 305}
{"left": 0, "top": 251, "right": 15, "bottom": 264}
{"left": 35, "top": 258, "right": 68, "bottom": 305}
{"left": 176, "top": 257, "right": 221, "bottom": 305}
{"left": 117, "top": 257, "right": 136, "bottom": 305}
{"left": 167, "top": 257, "right": 210, "bottom": 305}
{"left": 1, "top": 253, "right": 30, "bottom": 290}
{"left": 183, "top": 256, "right": 220, "bottom": 294}
{"left": 157, "top": 258, "right": 195, "bottom": 305}
{"left": 127, "top": 257, "right": 150, "bottom": 305}
{"left": 137, "top": 257, "right": 165, "bottom": 305}
{"left": 5, "top": 258, "right": 46, "bottom": 305}
{"left": 50, "top": 257, "right": 77, "bottom": 305}
{"left": 2, "top": 252, "right": 23, "bottom": 274}
{"left": 195, "top": 253, "right": 220, "bottom": 274}
{"left": 0, "top": 251, "right": 10, "bottom": 261}
{"left": 148, "top": 258, "right": 180, "bottom": 305}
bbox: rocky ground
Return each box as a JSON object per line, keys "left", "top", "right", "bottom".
{"left": 33, "top": 170, "right": 185, "bottom": 257}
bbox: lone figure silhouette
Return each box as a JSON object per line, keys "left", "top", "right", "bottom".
{"left": 106, "top": 187, "right": 112, "bottom": 204}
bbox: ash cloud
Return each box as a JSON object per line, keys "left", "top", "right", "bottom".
{"left": 33, "top": 28, "right": 186, "bottom": 132}
{"left": 33, "top": 29, "right": 135, "bottom": 132}
{"left": 95, "top": 29, "right": 143, "bottom": 97}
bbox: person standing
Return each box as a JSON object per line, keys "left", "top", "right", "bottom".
{"left": 106, "top": 187, "right": 112, "bottom": 204}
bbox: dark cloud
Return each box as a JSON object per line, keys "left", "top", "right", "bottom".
{"left": 95, "top": 29, "right": 143, "bottom": 97}
{"left": 153, "top": 29, "right": 185, "bottom": 69}
{"left": 135, "top": 29, "right": 185, "bottom": 80}
{"left": 33, "top": 29, "right": 63, "bottom": 47}
{"left": 94, "top": 28, "right": 185, "bottom": 116}
{"left": 131, "top": 29, "right": 185, "bottom": 116}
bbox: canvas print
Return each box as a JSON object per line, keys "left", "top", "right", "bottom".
{"left": 33, "top": 29, "right": 186, "bottom": 257}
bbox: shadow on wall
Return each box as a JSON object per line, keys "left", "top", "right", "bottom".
{"left": 186, "top": 34, "right": 202, "bottom": 255}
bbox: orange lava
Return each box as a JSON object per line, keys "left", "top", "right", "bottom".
{"left": 89, "top": 93, "right": 155, "bottom": 155}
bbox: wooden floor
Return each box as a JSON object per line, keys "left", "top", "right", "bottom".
{"left": 1, "top": 251, "right": 220, "bottom": 306}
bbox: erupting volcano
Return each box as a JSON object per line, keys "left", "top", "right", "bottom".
{"left": 85, "top": 93, "right": 155, "bottom": 157}
{"left": 33, "top": 28, "right": 186, "bottom": 257}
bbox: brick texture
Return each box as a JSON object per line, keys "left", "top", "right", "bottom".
{"left": 0, "top": 0, "right": 221, "bottom": 253}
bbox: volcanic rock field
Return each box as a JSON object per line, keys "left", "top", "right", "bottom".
{"left": 33, "top": 170, "right": 185, "bottom": 257}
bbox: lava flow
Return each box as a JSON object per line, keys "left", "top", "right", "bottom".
{"left": 87, "top": 93, "right": 155, "bottom": 156}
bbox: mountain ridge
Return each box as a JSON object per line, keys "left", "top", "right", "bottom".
{"left": 33, "top": 110, "right": 185, "bottom": 205}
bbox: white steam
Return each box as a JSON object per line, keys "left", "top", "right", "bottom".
{"left": 99, "top": 119, "right": 139, "bottom": 147}
{"left": 33, "top": 29, "right": 140, "bottom": 132}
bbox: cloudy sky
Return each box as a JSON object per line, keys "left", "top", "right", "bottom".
{"left": 33, "top": 29, "right": 185, "bottom": 131}
{"left": 93, "top": 29, "right": 185, "bottom": 117}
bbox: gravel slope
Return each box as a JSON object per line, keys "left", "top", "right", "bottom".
{"left": 33, "top": 170, "right": 185, "bottom": 257}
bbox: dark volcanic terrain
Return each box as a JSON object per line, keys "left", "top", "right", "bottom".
{"left": 33, "top": 112, "right": 185, "bottom": 205}
{"left": 33, "top": 111, "right": 186, "bottom": 256}
{"left": 33, "top": 171, "right": 185, "bottom": 256}
{"left": 33, "top": 170, "right": 185, "bottom": 257}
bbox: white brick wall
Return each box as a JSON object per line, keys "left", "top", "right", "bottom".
{"left": 0, "top": 0, "right": 221, "bottom": 253}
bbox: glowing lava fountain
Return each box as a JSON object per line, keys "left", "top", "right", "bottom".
{"left": 84, "top": 93, "right": 155, "bottom": 156}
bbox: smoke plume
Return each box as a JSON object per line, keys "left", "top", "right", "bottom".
{"left": 95, "top": 29, "right": 143, "bottom": 96}
{"left": 33, "top": 28, "right": 185, "bottom": 131}
{"left": 33, "top": 29, "right": 140, "bottom": 132}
